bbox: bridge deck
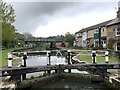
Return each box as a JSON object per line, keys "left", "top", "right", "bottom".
{"left": 25, "top": 38, "right": 63, "bottom": 42}
{"left": 1, "top": 63, "right": 120, "bottom": 76}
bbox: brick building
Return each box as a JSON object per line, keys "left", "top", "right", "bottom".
{"left": 74, "top": 2, "right": 120, "bottom": 51}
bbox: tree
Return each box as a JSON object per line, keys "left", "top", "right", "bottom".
{"left": 47, "top": 33, "right": 75, "bottom": 47}
{"left": 23, "top": 32, "right": 34, "bottom": 39}
{"left": 1, "top": 1, "right": 16, "bottom": 24}
{"left": 2, "top": 22, "right": 16, "bottom": 48}
{"left": 64, "top": 32, "right": 75, "bottom": 47}
{"left": 108, "top": 38, "right": 116, "bottom": 50}
{"left": 56, "top": 35, "right": 65, "bottom": 40}
{"left": 1, "top": 1, "right": 16, "bottom": 48}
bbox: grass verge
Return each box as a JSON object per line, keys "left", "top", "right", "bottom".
{"left": 77, "top": 54, "right": 119, "bottom": 63}
{"left": 1, "top": 48, "right": 14, "bottom": 67}
{"left": 1, "top": 47, "right": 27, "bottom": 67}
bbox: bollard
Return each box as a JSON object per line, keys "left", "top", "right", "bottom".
{"left": 22, "top": 52, "right": 27, "bottom": 67}
{"left": 47, "top": 51, "right": 51, "bottom": 75}
{"left": 8, "top": 52, "right": 13, "bottom": 68}
{"left": 67, "top": 50, "right": 71, "bottom": 73}
{"left": 67, "top": 50, "right": 71, "bottom": 64}
{"left": 55, "top": 69, "right": 58, "bottom": 74}
{"left": 47, "top": 51, "right": 51, "bottom": 65}
{"left": 105, "top": 51, "right": 109, "bottom": 63}
{"left": 92, "top": 51, "right": 96, "bottom": 64}
{"left": 71, "top": 54, "right": 75, "bottom": 64}
{"left": 22, "top": 52, "right": 27, "bottom": 80}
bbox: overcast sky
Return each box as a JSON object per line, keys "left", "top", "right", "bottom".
{"left": 5, "top": 0, "right": 119, "bottom": 37}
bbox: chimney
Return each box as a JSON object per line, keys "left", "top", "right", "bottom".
{"left": 117, "top": 1, "right": 120, "bottom": 18}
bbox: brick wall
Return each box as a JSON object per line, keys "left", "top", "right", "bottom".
{"left": 87, "top": 30, "right": 94, "bottom": 38}
{"left": 101, "top": 27, "right": 107, "bottom": 37}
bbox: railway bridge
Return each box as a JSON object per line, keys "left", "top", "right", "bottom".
{"left": 24, "top": 38, "right": 63, "bottom": 49}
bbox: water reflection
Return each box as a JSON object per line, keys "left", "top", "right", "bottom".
{"left": 32, "top": 80, "right": 108, "bottom": 90}
{"left": 26, "top": 55, "right": 89, "bottom": 78}
{"left": 23, "top": 55, "right": 109, "bottom": 90}
{"left": 26, "top": 55, "right": 67, "bottom": 78}
{"left": 26, "top": 55, "right": 67, "bottom": 66}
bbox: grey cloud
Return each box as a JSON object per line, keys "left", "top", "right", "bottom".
{"left": 9, "top": 2, "right": 117, "bottom": 36}
{"left": 11, "top": 2, "right": 79, "bottom": 34}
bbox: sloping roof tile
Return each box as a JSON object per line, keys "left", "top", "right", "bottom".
{"left": 77, "top": 19, "right": 113, "bottom": 33}
{"left": 107, "top": 18, "right": 120, "bottom": 26}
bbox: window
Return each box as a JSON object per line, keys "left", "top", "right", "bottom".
{"left": 113, "top": 28, "right": 116, "bottom": 31}
{"left": 117, "top": 42, "right": 120, "bottom": 51}
{"left": 94, "top": 28, "right": 99, "bottom": 33}
{"left": 116, "top": 28, "right": 120, "bottom": 36}
{"left": 102, "top": 28, "right": 104, "bottom": 32}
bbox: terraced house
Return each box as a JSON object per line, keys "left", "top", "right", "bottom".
{"left": 74, "top": 2, "right": 120, "bottom": 51}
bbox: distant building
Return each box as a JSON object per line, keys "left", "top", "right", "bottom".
{"left": 74, "top": 1, "right": 120, "bottom": 51}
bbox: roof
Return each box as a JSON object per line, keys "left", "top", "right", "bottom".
{"left": 107, "top": 17, "right": 120, "bottom": 26}
{"left": 77, "top": 19, "right": 113, "bottom": 33}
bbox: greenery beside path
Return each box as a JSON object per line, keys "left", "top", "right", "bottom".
{"left": 77, "top": 54, "right": 118, "bottom": 63}
{"left": 1, "top": 47, "right": 26, "bottom": 67}
{"left": 61, "top": 47, "right": 118, "bottom": 63}
{"left": 1, "top": 48, "right": 14, "bottom": 67}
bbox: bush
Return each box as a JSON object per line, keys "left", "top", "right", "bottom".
{"left": 30, "top": 76, "right": 35, "bottom": 79}
{"left": 92, "top": 46, "right": 99, "bottom": 50}
{"left": 43, "top": 72, "right": 48, "bottom": 77}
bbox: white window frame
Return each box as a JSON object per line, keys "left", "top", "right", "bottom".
{"left": 94, "top": 28, "right": 99, "bottom": 34}
{"left": 116, "top": 28, "right": 120, "bottom": 36}
{"left": 116, "top": 42, "right": 120, "bottom": 51}
{"left": 94, "top": 39, "right": 99, "bottom": 47}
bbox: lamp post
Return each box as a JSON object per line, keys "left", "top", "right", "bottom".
{"left": 98, "top": 27, "right": 101, "bottom": 48}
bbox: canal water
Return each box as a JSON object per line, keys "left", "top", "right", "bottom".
{"left": 27, "top": 55, "right": 67, "bottom": 66}
{"left": 26, "top": 55, "right": 83, "bottom": 78}
{"left": 26, "top": 55, "right": 66, "bottom": 78}
{"left": 24, "top": 54, "right": 110, "bottom": 90}
{"left": 32, "top": 80, "right": 108, "bottom": 90}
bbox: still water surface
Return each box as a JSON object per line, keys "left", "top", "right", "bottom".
{"left": 25, "top": 55, "right": 109, "bottom": 90}
{"left": 27, "top": 55, "right": 67, "bottom": 66}
{"left": 31, "top": 80, "right": 108, "bottom": 90}
{"left": 26, "top": 55, "right": 87, "bottom": 77}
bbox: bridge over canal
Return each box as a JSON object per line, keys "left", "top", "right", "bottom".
{"left": 25, "top": 38, "right": 63, "bottom": 42}
{"left": 25, "top": 38, "right": 64, "bottom": 48}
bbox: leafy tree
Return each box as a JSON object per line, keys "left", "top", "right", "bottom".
{"left": 23, "top": 32, "right": 34, "bottom": 39}
{"left": 47, "top": 33, "right": 75, "bottom": 47}
{"left": 14, "top": 32, "right": 25, "bottom": 47}
{"left": 1, "top": 1, "right": 16, "bottom": 48}
{"left": 56, "top": 35, "right": 65, "bottom": 40}
{"left": 108, "top": 38, "right": 116, "bottom": 50}
{"left": 64, "top": 32, "right": 75, "bottom": 46}
{"left": 1, "top": 1, "right": 16, "bottom": 24}
{"left": 2, "top": 22, "right": 15, "bottom": 48}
